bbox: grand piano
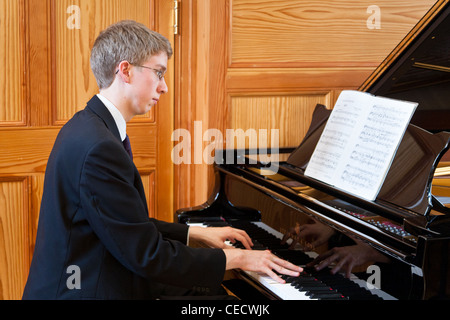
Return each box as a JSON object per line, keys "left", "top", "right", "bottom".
{"left": 178, "top": 0, "right": 450, "bottom": 300}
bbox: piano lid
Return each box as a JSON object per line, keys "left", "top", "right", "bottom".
{"left": 360, "top": 0, "right": 450, "bottom": 133}
{"left": 286, "top": 103, "right": 450, "bottom": 217}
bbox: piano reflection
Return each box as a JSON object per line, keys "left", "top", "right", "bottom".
{"left": 178, "top": 0, "right": 450, "bottom": 300}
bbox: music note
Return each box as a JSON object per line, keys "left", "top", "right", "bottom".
{"left": 305, "top": 90, "right": 417, "bottom": 200}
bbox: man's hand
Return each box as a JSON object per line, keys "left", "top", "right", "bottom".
{"left": 189, "top": 226, "right": 302, "bottom": 284}
{"left": 306, "top": 240, "right": 390, "bottom": 278}
{"left": 281, "top": 220, "right": 335, "bottom": 250}
{"left": 224, "top": 249, "right": 303, "bottom": 284}
{"left": 188, "top": 226, "right": 254, "bottom": 249}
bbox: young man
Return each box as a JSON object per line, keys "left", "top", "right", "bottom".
{"left": 22, "top": 20, "right": 301, "bottom": 300}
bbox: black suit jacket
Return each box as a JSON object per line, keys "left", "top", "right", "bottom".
{"left": 23, "top": 96, "right": 226, "bottom": 299}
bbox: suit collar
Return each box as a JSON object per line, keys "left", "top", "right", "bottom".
{"left": 96, "top": 94, "right": 127, "bottom": 141}
{"left": 86, "top": 95, "right": 122, "bottom": 142}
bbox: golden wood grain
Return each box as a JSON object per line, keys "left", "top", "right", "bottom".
{"left": 0, "top": 0, "right": 23, "bottom": 123}
{"left": 226, "top": 67, "right": 374, "bottom": 91}
{"left": 0, "top": 178, "right": 30, "bottom": 300}
{"left": 230, "top": 0, "right": 436, "bottom": 66}
{"left": 139, "top": 171, "right": 156, "bottom": 218}
{"left": 230, "top": 92, "right": 333, "bottom": 148}
{"left": 0, "top": 128, "right": 59, "bottom": 174}
{"left": 54, "top": 0, "right": 153, "bottom": 123}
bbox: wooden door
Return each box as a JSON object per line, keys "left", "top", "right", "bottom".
{"left": 0, "top": 0, "right": 175, "bottom": 300}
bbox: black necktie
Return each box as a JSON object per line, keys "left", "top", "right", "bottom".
{"left": 122, "top": 135, "right": 133, "bottom": 159}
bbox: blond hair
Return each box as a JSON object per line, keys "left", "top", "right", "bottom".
{"left": 90, "top": 20, "right": 173, "bottom": 89}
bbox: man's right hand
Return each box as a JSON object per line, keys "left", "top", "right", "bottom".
{"left": 223, "top": 248, "right": 302, "bottom": 284}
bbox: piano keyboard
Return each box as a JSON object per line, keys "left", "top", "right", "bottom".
{"left": 187, "top": 219, "right": 397, "bottom": 300}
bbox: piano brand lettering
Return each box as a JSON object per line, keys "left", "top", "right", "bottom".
{"left": 172, "top": 121, "right": 279, "bottom": 174}
{"left": 66, "top": 265, "right": 81, "bottom": 290}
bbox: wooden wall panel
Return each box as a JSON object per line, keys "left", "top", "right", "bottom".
{"left": 230, "top": 92, "right": 333, "bottom": 148}
{"left": 226, "top": 67, "right": 375, "bottom": 91}
{"left": 224, "top": 0, "right": 435, "bottom": 166}
{"left": 54, "top": 0, "right": 154, "bottom": 123}
{"left": 29, "top": 174, "right": 45, "bottom": 254}
{"left": 0, "top": 0, "right": 23, "bottom": 124}
{"left": 0, "top": 128, "right": 59, "bottom": 174}
{"left": 140, "top": 171, "right": 156, "bottom": 218}
{"left": 126, "top": 124, "right": 158, "bottom": 169}
{"left": 230, "top": 0, "right": 437, "bottom": 66}
{"left": 0, "top": 178, "right": 30, "bottom": 300}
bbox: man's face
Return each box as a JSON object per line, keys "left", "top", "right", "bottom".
{"left": 127, "top": 52, "right": 168, "bottom": 117}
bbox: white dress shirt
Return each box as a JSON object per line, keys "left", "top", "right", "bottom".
{"left": 96, "top": 94, "right": 127, "bottom": 142}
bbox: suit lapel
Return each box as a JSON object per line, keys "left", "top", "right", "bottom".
{"left": 85, "top": 95, "right": 148, "bottom": 214}
{"left": 85, "top": 95, "right": 122, "bottom": 142}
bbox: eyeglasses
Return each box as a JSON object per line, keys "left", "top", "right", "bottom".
{"left": 115, "top": 64, "right": 166, "bottom": 81}
{"left": 135, "top": 65, "right": 166, "bottom": 81}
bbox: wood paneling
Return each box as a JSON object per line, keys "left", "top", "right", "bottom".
{"left": 0, "top": 0, "right": 24, "bottom": 124}
{"left": 28, "top": 0, "right": 53, "bottom": 127}
{"left": 54, "top": 0, "right": 154, "bottom": 123}
{"left": 0, "top": 128, "right": 58, "bottom": 174}
{"left": 226, "top": 67, "right": 375, "bottom": 91}
{"left": 230, "top": 0, "right": 437, "bottom": 66}
{"left": 230, "top": 92, "right": 333, "bottom": 148}
{"left": 0, "top": 178, "right": 30, "bottom": 300}
{"left": 140, "top": 171, "right": 156, "bottom": 218}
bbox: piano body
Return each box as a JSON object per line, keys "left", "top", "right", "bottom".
{"left": 178, "top": 0, "right": 450, "bottom": 300}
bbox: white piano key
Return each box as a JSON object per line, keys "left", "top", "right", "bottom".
{"left": 243, "top": 271, "right": 316, "bottom": 300}
{"left": 186, "top": 222, "right": 208, "bottom": 228}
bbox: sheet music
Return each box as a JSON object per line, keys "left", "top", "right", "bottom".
{"left": 305, "top": 90, "right": 417, "bottom": 200}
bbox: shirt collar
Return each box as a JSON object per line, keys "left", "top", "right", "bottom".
{"left": 96, "top": 94, "right": 127, "bottom": 141}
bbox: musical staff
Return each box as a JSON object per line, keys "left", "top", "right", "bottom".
{"left": 305, "top": 90, "right": 417, "bottom": 200}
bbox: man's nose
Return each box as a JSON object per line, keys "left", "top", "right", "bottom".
{"left": 158, "top": 77, "right": 168, "bottom": 94}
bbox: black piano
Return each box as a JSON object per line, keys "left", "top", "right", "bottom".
{"left": 178, "top": 0, "right": 450, "bottom": 300}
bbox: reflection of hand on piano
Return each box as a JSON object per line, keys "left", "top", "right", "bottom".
{"left": 306, "top": 240, "right": 391, "bottom": 278}
{"left": 224, "top": 248, "right": 303, "bottom": 284}
{"left": 188, "top": 226, "right": 254, "bottom": 249}
{"left": 281, "top": 220, "right": 336, "bottom": 250}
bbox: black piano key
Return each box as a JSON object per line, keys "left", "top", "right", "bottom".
{"left": 274, "top": 250, "right": 313, "bottom": 265}
{"left": 206, "top": 221, "right": 230, "bottom": 227}
{"left": 311, "top": 270, "right": 382, "bottom": 300}
{"left": 297, "top": 284, "right": 330, "bottom": 291}
{"left": 318, "top": 296, "right": 349, "bottom": 300}
{"left": 305, "top": 287, "right": 337, "bottom": 294}
{"left": 310, "top": 292, "right": 347, "bottom": 299}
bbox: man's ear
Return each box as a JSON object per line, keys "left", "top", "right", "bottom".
{"left": 116, "top": 60, "right": 131, "bottom": 83}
